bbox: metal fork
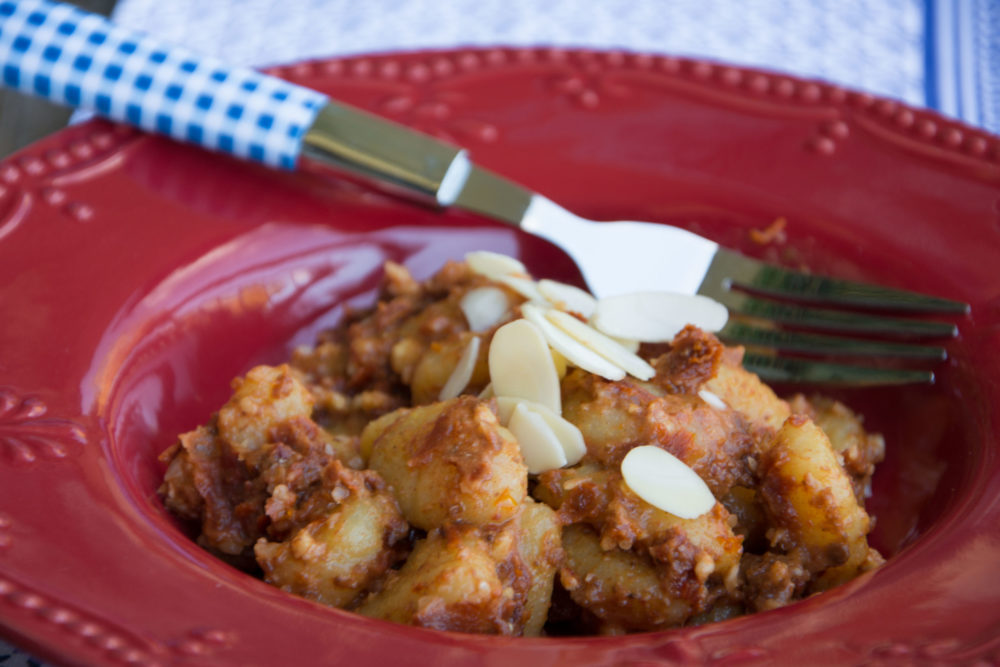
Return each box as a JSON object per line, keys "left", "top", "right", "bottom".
{"left": 437, "top": 171, "right": 967, "bottom": 385}
{"left": 2, "top": 0, "right": 969, "bottom": 385}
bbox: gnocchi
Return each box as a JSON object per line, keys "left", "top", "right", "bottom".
{"left": 159, "top": 257, "right": 885, "bottom": 635}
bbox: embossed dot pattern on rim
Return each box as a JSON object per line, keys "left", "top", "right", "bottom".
{"left": 266, "top": 47, "right": 1000, "bottom": 162}
{"left": 0, "top": 126, "right": 141, "bottom": 231}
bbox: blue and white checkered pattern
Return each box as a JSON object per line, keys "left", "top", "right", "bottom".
{"left": 0, "top": 0, "right": 328, "bottom": 168}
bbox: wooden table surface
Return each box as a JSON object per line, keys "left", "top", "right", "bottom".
{"left": 0, "top": 0, "right": 118, "bottom": 159}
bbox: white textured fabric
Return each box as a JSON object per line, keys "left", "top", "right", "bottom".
{"left": 109, "top": 0, "right": 927, "bottom": 108}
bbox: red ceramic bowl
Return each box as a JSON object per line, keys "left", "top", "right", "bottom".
{"left": 1, "top": 48, "right": 999, "bottom": 666}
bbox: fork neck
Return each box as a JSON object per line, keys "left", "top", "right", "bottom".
{"left": 301, "top": 101, "right": 472, "bottom": 207}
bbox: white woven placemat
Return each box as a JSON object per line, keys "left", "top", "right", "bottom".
{"left": 102, "top": 0, "right": 999, "bottom": 131}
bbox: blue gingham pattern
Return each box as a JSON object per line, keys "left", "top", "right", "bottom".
{"left": 0, "top": 0, "right": 328, "bottom": 168}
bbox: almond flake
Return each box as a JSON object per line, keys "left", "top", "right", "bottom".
{"left": 438, "top": 337, "right": 481, "bottom": 401}
{"left": 494, "top": 397, "right": 586, "bottom": 466}
{"left": 698, "top": 389, "right": 727, "bottom": 410}
{"left": 460, "top": 287, "right": 510, "bottom": 332}
{"left": 551, "top": 348, "right": 568, "bottom": 378}
{"left": 488, "top": 319, "right": 562, "bottom": 414}
{"left": 610, "top": 336, "right": 640, "bottom": 353}
{"left": 620, "top": 445, "right": 716, "bottom": 519}
{"left": 465, "top": 251, "right": 528, "bottom": 279}
{"left": 497, "top": 274, "right": 547, "bottom": 303}
{"left": 538, "top": 279, "right": 598, "bottom": 318}
{"left": 507, "top": 402, "right": 568, "bottom": 474}
{"left": 521, "top": 304, "right": 625, "bottom": 382}
{"left": 592, "top": 292, "right": 729, "bottom": 342}
{"left": 531, "top": 404, "right": 586, "bottom": 466}
{"left": 493, "top": 396, "right": 523, "bottom": 425}
{"left": 545, "top": 309, "right": 655, "bottom": 381}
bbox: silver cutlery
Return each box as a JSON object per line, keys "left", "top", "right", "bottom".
{"left": 0, "top": 0, "right": 968, "bottom": 384}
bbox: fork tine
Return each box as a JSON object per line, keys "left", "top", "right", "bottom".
{"left": 741, "top": 353, "right": 934, "bottom": 386}
{"left": 712, "top": 291, "right": 958, "bottom": 338}
{"left": 704, "top": 250, "right": 970, "bottom": 314}
{"left": 719, "top": 321, "right": 948, "bottom": 360}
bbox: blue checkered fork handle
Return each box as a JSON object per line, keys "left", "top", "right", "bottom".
{"left": 0, "top": 0, "right": 327, "bottom": 168}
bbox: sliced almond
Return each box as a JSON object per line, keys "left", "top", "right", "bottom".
{"left": 530, "top": 403, "right": 586, "bottom": 466}
{"left": 460, "top": 287, "right": 510, "bottom": 332}
{"left": 497, "top": 274, "right": 547, "bottom": 303}
{"left": 551, "top": 348, "right": 568, "bottom": 378}
{"left": 465, "top": 251, "right": 527, "bottom": 279}
{"left": 621, "top": 445, "right": 716, "bottom": 519}
{"left": 521, "top": 304, "right": 625, "bottom": 382}
{"left": 507, "top": 403, "right": 568, "bottom": 474}
{"left": 438, "top": 337, "right": 481, "bottom": 401}
{"left": 610, "top": 336, "right": 640, "bottom": 353}
{"left": 538, "top": 279, "right": 597, "bottom": 318}
{"left": 545, "top": 309, "right": 655, "bottom": 381}
{"left": 592, "top": 292, "right": 729, "bottom": 342}
{"left": 494, "top": 398, "right": 586, "bottom": 466}
{"left": 493, "top": 396, "right": 523, "bottom": 425}
{"left": 488, "top": 319, "right": 561, "bottom": 414}
{"left": 698, "top": 389, "right": 727, "bottom": 410}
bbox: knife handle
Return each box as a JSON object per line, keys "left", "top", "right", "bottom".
{"left": 0, "top": 0, "right": 469, "bottom": 203}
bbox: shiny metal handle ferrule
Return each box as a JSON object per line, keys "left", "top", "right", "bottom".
{"left": 301, "top": 102, "right": 471, "bottom": 206}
